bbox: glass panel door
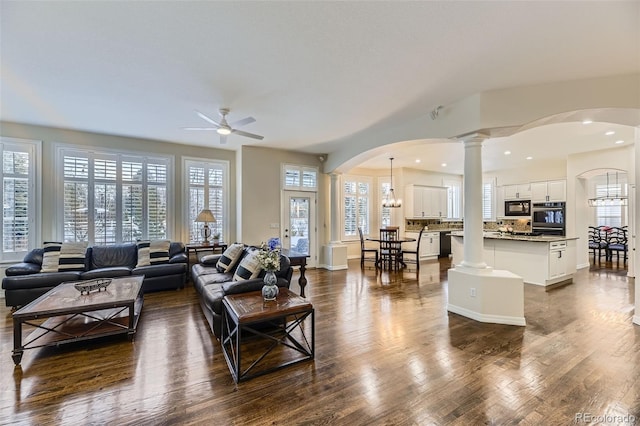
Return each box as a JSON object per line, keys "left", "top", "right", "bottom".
{"left": 282, "top": 191, "right": 316, "bottom": 267}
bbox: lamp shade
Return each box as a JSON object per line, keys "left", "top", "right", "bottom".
{"left": 195, "top": 209, "right": 216, "bottom": 223}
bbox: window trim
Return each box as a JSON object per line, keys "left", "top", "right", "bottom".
{"left": 182, "top": 156, "right": 230, "bottom": 244}
{"left": 0, "top": 137, "right": 41, "bottom": 261}
{"left": 53, "top": 143, "right": 175, "bottom": 243}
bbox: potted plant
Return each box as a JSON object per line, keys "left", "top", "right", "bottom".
{"left": 212, "top": 232, "right": 221, "bottom": 243}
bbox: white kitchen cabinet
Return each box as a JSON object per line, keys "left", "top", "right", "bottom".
{"left": 531, "top": 180, "right": 566, "bottom": 202}
{"left": 548, "top": 241, "right": 568, "bottom": 279}
{"left": 451, "top": 233, "right": 577, "bottom": 286}
{"left": 423, "top": 232, "right": 440, "bottom": 258}
{"left": 404, "top": 231, "right": 440, "bottom": 259}
{"left": 405, "top": 185, "right": 447, "bottom": 218}
{"left": 503, "top": 183, "right": 531, "bottom": 200}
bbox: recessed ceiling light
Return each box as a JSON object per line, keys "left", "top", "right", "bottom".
{"left": 504, "top": 150, "right": 511, "bottom": 155}
{"left": 582, "top": 119, "right": 593, "bottom": 125}
{"left": 526, "top": 156, "right": 533, "bottom": 160}
{"left": 441, "top": 163, "right": 447, "bottom": 167}
{"left": 605, "top": 131, "right": 615, "bottom": 136}
{"left": 615, "top": 140, "right": 624, "bottom": 144}
{"left": 415, "top": 159, "right": 421, "bottom": 163}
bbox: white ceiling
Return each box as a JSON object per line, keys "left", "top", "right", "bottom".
{"left": 1, "top": 1, "right": 639, "bottom": 173}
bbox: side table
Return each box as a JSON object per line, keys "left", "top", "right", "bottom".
{"left": 221, "top": 288, "right": 314, "bottom": 383}
{"left": 186, "top": 242, "right": 227, "bottom": 278}
{"left": 281, "top": 248, "right": 309, "bottom": 297}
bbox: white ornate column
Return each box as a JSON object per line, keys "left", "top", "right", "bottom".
{"left": 324, "top": 173, "right": 348, "bottom": 270}
{"left": 633, "top": 126, "right": 640, "bottom": 325}
{"left": 461, "top": 137, "right": 488, "bottom": 270}
{"left": 330, "top": 173, "right": 342, "bottom": 244}
{"left": 448, "top": 133, "right": 525, "bottom": 326}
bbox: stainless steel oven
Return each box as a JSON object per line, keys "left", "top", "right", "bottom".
{"left": 505, "top": 200, "right": 531, "bottom": 216}
{"left": 532, "top": 202, "right": 565, "bottom": 235}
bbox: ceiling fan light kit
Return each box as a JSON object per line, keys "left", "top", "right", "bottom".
{"left": 184, "top": 108, "right": 263, "bottom": 144}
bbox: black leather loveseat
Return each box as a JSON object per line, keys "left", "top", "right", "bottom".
{"left": 191, "top": 245, "right": 293, "bottom": 338}
{"left": 2, "top": 242, "right": 187, "bottom": 308}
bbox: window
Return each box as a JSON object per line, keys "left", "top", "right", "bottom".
{"left": 380, "top": 180, "right": 391, "bottom": 228}
{"left": 57, "top": 146, "right": 172, "bottom": 244}
{"left": 185, "top": 159, "right": 228, "bottom": 242}
{"left": 343, "top": 176, "right": 371, "bottom": 239}
{"left": 595, "top": 182, "right": 626, "bottom": 227}
{"left": 444, "top": 180, "right": 462, "bottom": 220}
{"left": 482, "top": 180, "right": 495, "bottom": 221}
{"left": 283, "top": 164, "right": 318, "bottom": 191}
{"left": 1, "top": 138, "right": 40, "bottom": 261}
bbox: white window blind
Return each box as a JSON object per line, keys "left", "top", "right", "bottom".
{"left": 482, "top": 182, "right": 494, "bottom": 221}
{"left": 185, "top": 159, "right": 227, "bottom": 242}
{"left": 380, "top": 181, "right": 391, "bottom": 228}
{"left": 58, "top": 147, "right": 171, "bottom": 243}
{"left": 595, "top": 183, "right": 625, "bottom": 227}
{"left": 445, "top": 181, "right": 462, "bottom": 220}
{"left": 283, "top": 164, "right": 318, "bottom": 191}
{"left": 343, "top": 176, "right": 370, "bottom": 238}
{"left": 1, "top": 138, "right": 39, "bottom": 260}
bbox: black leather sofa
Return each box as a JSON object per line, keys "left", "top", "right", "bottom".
{"left": 2, "top": 242, "right": 187, "bottom": 308}
{"left": 191, "top": 246, "right": 293, "bottom": 338}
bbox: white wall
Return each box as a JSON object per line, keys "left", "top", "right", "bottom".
{"left": 240, "top": 146, "right": 326, "bottom": 261}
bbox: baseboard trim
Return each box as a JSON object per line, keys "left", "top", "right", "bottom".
{"left": 577, "top": 262, "right": 590, "bottom": 270}
{"left": 447, "top": 303, "right": 526, "bottom": 326}
{"left": 633, "top": 315, "right": 640, "bottom": 326}
{"left": 318, "top": 263, "right": 348, "bottom": 271}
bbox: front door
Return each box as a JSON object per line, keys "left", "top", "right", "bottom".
{"left": 282, "top": 191, "right": 316, "bottom": 267}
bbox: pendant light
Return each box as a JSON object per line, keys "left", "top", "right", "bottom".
{"left": 588, "top": 171, "right": 628, "bottom": 207}
{"left": 382, "top": 157, "right": 402, "bottom": 208}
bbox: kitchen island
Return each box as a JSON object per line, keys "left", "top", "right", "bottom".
{"left": 450, "top": 232, "right": 578, "bottom": 287}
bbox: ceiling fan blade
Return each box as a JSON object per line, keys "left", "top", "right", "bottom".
{"left": 195, "top": 110, "right": 221, "bottom": 127}
{"left": 182, "top": 127, "right": 217, "bottom": 131}
{"left": 230, "top": 116, "right": 256, "bottom": 128}
{"left": 219, "top": 134, "right": 228, "bottom": 144}
{"left": 232, "top": 129, "right": 264, "bottom": 140}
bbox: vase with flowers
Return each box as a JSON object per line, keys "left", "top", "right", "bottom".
{"left": 257, "top": 242, "right": 281, "bottom": 301}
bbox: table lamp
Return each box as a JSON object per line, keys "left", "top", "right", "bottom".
{"left": 195, "top": 209, "right": 216, "bottom": 243}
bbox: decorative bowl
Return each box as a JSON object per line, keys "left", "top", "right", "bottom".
{"left": 73, "top": 278, "right": 113, "bottom": 295}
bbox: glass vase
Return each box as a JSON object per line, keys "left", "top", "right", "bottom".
{"left": 262, "top": 270, "right": 279, "bottom": 301}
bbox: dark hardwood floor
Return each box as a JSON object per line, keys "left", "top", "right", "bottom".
{"left": 1, "top": 258, "right": 639, "bottom": 425}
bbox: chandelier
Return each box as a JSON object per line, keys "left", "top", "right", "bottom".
{"left": 382, "top": 157, "right": 402, "bottom": 208}
{"left": 587, "top": 171, "right": 628, "bottom": 207}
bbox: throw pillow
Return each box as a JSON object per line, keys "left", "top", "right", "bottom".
{"left": 216, "top": 243, "right": 245, "bottom": 273}
{"left": 149, "top": 239, "right": 171, "bottom": 264}
{"left": 232, "top": 248, "right": 262, "bottom": 281}
{"left": 58, "top": 242, "right": 88, "bottom": 272}
{"left": 136, "top": 240, "right": 171, "bottom": 267}
{"left": 41, "top": 242, "right": 62, "bottom": 273}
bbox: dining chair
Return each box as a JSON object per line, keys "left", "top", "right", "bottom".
{"left": 379, "top": 227, "right": 401, "bottom": 270}
{"left": 588, "top": 226, "right": 607, "bottom": 264}
{"left": 399, "top": 228, "right": 424, "bottom": 270}
{"left": 606, "top": 226, "right": 628, "bottom": 267}
{"left": 358, "top": 227, "right": 378, "bottom": 269}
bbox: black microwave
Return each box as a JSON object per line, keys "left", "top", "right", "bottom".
{"left": 505, "top": 200, "right": 531, "bottom": 216}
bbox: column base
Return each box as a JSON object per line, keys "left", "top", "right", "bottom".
{"left": 321, "top": 244, "right": 348, "bottom": 271}
{"left": 447, "top": 267, "right": 526, "bottom": 326}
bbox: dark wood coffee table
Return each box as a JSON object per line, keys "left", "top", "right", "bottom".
{"left": 221, "top": 288, "right": 314, "bottom": 383}
{"left": 12, "top": 275, "right": 144, "bottom": 365}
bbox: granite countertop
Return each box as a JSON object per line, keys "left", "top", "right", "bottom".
{"left": 449, "top": 230, "right": 578, "bottom": 242}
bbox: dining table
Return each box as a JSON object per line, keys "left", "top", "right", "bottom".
{"left": 365, "top": 236, "right": 416, "bottom": 270}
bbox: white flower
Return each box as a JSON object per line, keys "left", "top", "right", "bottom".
{"left": 257, "top": 243, "right": 280, "bottom": 271}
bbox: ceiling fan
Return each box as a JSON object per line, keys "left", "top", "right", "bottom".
{"left": 183, "top": 108, "right": 264, "bottom": 144}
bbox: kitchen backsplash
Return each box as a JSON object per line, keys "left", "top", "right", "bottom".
{"left": 405, "top": 218, "right": 531, "bottom": 232}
